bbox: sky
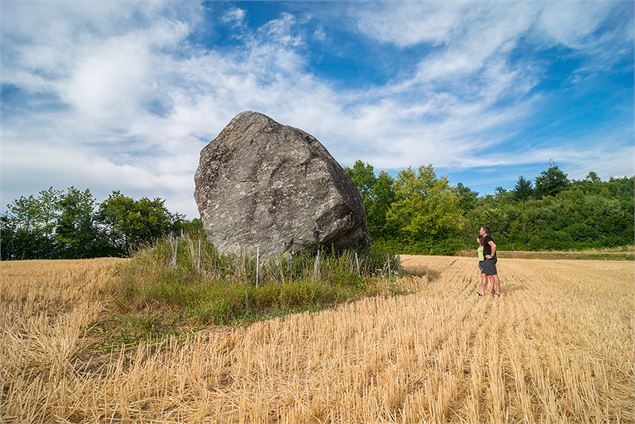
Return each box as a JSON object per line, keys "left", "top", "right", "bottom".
{"left": 1, "top": 1, "right": 633, "bottom": 218}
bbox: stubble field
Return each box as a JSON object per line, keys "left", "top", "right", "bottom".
{"left": 1, "top": 255, "right": 633, "bottom": 423}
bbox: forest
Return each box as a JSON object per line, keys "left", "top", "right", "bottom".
{"left": 1, "top": 164, "right": 632, "bottom": 259}
{"left": 344, "top": 162, "right": 633, "bottom": 254}
{"left": 0, "top": 189, "right": 200, "bottom": 260}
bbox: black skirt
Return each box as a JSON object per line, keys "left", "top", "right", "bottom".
{"left": 482, "top": 257, "right": 497, "bottom": 275}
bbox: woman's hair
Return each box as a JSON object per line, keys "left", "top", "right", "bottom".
{"left": 477, "top": 235, "right": 484, "bottom": 246}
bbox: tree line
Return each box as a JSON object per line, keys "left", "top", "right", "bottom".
{"left": 1, "top": 164, "right": 632, "bottom": 259}
{"left": 344, "top": 162, "right": 634, "bottom": 254}
{"left": 0, "top": 188, "right": 201, "bottom": 260}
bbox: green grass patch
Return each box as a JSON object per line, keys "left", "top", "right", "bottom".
{"left": 93, "top": 237, "right": 408, "bottom": 351}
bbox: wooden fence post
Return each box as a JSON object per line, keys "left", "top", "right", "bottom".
{"left": 255, "top": 246, "right": 260, "bottom": 287}
{"left": 387, "top": 253, "right": 391, "bottom": 278}
{"left": 197, "top": 239, "right": 201, "bottom": 272}
{"left": 171, "top": 236, "right": 179, "bottom": 268}
{"left": 188, "top": 237, "right": 195, "bottom": 268}
{"left": 314, "top": 249, "right": 321, "bottom": 281}
{"left": 355, "top": 251, "right": 360, "bottom": 276}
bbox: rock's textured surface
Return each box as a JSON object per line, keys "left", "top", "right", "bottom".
{"left": 194, "top": 111, "right": 370, "bottom": 257}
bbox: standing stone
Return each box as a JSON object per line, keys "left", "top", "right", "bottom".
{"left": 194, "top": 111, "right": 371, "bottom": 257}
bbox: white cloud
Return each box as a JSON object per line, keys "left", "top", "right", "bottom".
{"left": 1, "top": 1, "right": 632, "bottom": 218}
{"left": 0, "top": 141, "right": 194, "bottom": 213}
{"left": 350, "top": 0, "right": 629, "bottom": 88}
{"left": 343, "top": 0, "right": 632, "bottom": 174}
{"left": 350, "top": 0, "right": 623, "bottom": 50}
{"left": 354, "top": 1, "right": 470, "bottom": 47}
{"left": 256, "top": 12, "right": 304, "bottom": 48}
{"left": 63, "top": 38, "right": 151, "bottom": 119}
{"left": 222, "top": 8, "right": 246, "bottom": 26}
{"left": 411, "top": 3, "right": 537, "bottom": 84}
{"left": 313, "top": 26, "right": 327, "bottom": 42}
{"left": 535, "top": 1, "right": 615, "bottom": 48}
{"left": 0, "top": 5, "right": 325, "bottom": 216}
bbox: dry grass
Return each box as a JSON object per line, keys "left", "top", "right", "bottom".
{"left": 1, "top": 256, "right": 633, "bottom": 423}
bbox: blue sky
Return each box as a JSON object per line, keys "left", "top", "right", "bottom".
{"left": 1, "top": 1, "right": 633, "bottom": 217}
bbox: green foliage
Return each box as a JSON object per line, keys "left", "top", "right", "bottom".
{"left": 454, "top": 183, "right": 479, "bottom": 212}
{"left": 100, "top": 237, "right": 406, "bottom": 346}
{"left": 134, "top": 236, "right": 397, "bottom": 288}
{"left": 1, "top": 187, "right": 107, "bottom": 259}
{"left": 344, "top": 161, "right": 633, "bottom": 254}
{"left": 464, "top": 175, "right": 634, "bottom": 250}
{"left": 3, "top": 162, "right": 632, "bottom": 260}
{"left": 385, "top": 166, "right": 464, "bottom": 254}
{"left": 345, "top": 163, "right": 464, "bottom": 254}
{"left": 586, "top": 171, "right": 601, "bottom": 183}
{"left": 97, "top": 191, "right": 181, "bottom": 254}
{"left": 1, "top": 187, "right": 192, "bottom": 259}
{"left": 534, "top": 164, "right": 569, "bottom": 197}
{"left": 513, "top": 176, "right": 533, "bottom": 201}
{"left": 344, "top": 161, "right": 396, "bottom": 238}
{"left": 1, "top": 188, "right": 62, "bottom": 259}
{"left": 345, "top": 160, "right": 377, "bottom": 199}
{"left": 368, "top": 171, "right": 396, "bottom": 237}
{"left": 172, "top": 217, "right": 204, "bottom": 236}
{"left": 55, "top": 187, "right": 104, "bottom": 258}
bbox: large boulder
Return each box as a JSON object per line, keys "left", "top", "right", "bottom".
{"left": 194, "top": 111, "right": 371, "bottom": 257}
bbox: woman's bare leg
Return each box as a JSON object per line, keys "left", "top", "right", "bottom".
{"left": 486, "top": 276, "right": 494, "bottom": 294}
{"left": 478, "top": 271, "right": 487, "bottom": 295}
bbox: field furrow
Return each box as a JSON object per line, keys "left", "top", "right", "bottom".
{"left": 1, "top": 256, "right": 633, "bottom": 423}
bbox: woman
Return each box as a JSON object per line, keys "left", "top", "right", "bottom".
{"left": 480, "top": 225, "right": 501, "bottom": 297}
{"left": 476, "top": 235, "right": 490, "bottom": 296}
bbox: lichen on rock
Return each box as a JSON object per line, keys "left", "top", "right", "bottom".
{"left": 194, "top": 111, "right": 371, "bottom": 257}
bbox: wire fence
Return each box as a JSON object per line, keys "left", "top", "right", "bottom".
{"left": 162, "top": 232, "right": 401, "bottom": 286}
